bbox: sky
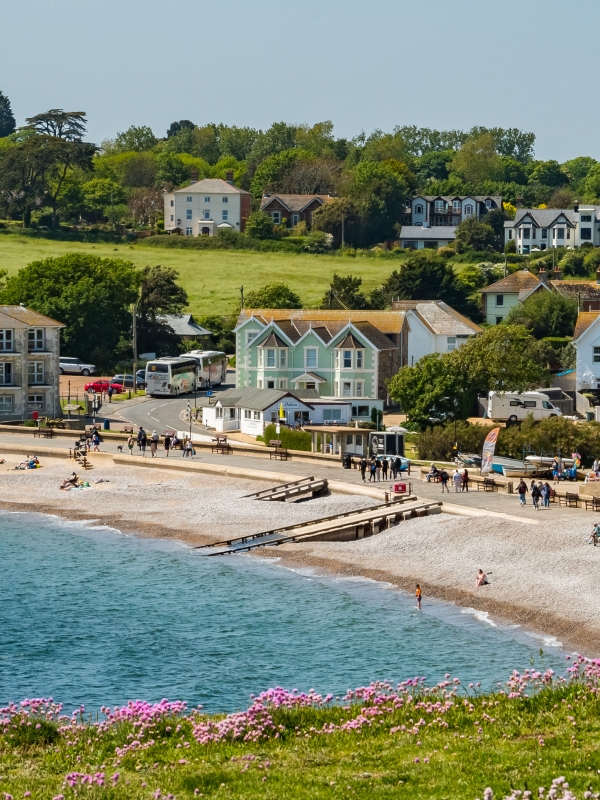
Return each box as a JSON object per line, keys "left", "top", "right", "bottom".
{"left": 1, "top": 0, "right": 598, "bottom": 162}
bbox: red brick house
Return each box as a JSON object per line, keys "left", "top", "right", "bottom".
{"left": 259, "top": 194, "right": 333, "bottom": 229}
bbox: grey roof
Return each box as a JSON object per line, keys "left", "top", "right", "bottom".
{"left": 414, "top": 195, "right": 502, "bottom": 205}
{"left": 260, "top": 194, "right": 332, "bottom": 212}
{"left": 399, "top": 226, "right": 456, "bottom": 239}
{"left": 513, "top": 208, "right": 578, "bottom": 227}
{"left": 352, "top": 321, "right": 396, "bottom": 351}
{"left": 0, "top": 305, "right": 64, "bottom": 327}
{"left": 172, "top": 178, "right": 250, "bottom": 195}
{"left": 255, "top": 330, "right": 288, "bottom": 347}
{"left": 408, "top": 301, "right": 482, "bottom": 335}
{"left": 161, "top": 314, "right": 212, "bottom": 337}
{"left": 215, "top": 387, "right": 320, "bottom": 411}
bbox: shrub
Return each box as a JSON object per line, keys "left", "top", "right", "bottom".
{"left": 260, "top": 423, "right": 311, "bottom": 451}
{"left": 504, "top": 239, "right": 517, "bottom": 254}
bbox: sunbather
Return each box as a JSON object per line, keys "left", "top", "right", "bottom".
{"left": 60, "top": 471, "right": 80, "bottom": 490}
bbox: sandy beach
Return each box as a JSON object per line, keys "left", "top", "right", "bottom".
{"left": 2, "top": 454, "right": 600, "bottom": 654}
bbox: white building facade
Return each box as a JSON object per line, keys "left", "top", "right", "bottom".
{"left": 505, "top": 206, "right": 600, "bottom": 254}
{"left": 163, "top": 176, "right": 251, "bottom": 237}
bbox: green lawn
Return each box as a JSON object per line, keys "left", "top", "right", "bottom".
{"left": 0, "top": 234, "right": 401, "bottom": 317}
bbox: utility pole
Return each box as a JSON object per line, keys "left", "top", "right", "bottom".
{"left": 132, "top": 302, "right": 138, "bottom": 393}
{"left": 341, "top": 213, "right": 345, "bottom": 250}
{"left": 240, "top": 285, "right": 244, "bottom": 309}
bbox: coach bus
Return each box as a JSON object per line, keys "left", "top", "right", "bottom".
{"left": 186, "top": 350, "right": 227, "bottom": 388}
{"left": 145, "top": 357, "right": 198, "bottom": 397}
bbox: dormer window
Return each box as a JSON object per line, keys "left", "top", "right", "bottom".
{"left": 415, "top": 204, "right": 424, "bottom": 215}
{"left": 464, "top": 204, "right": 474, "bottom": 216}
{"left": 452, "top": 199, "right": 461, "bottom": 212}
{"left": 485, "top": 199, "right": 492, "bottom": 209}
{"left": 266, "top": 349, "right": 276, "bottom": 368}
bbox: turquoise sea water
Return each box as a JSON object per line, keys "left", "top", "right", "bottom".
{"left": 0, "top": 512, "right": 566, "bottom": 713}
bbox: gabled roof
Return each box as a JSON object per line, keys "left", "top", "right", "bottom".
{"left": 255, "top": 330, "right": 287, "bottom": 347}
{"left": 260, "top": 194, "right": 332, "bottom": 212}
{"left": 293, "top": 372, "right": 327, "bottom": 383}
{"left": 513, "top": 208, "right": 577, "bottom": 227}
{"left": 215, "top": 386, "right": 320, "bottom": 411}
{"left": 172, "top": 178, "right": 250, "bottom": 195}
{"left": 479, "top": 270, "right": 545, "bottom": 299}
{"left": 399, "top": 226, "right": 456, "bottom": 239}
{"left": 574, "top": 312, "right": 600, "bottom": 341}
{"left": 337, "top": 332, "right": 363, "bottom": 349}
{"left": 238, "top": 309, "right": 407, "bottom": 336}
{"left": 161, "top": 314, "right": 211, "bottom": 337}
{"left": 551, "top": 281, "right": 600, "bottom": 301}
{"left": 413, "top": 195, "right": 502, "bottom": 205}
{"left": 352, "top": 321, "right": 396, "bottom": 350}
{"left": 0, "top": 305, "right": 64, "bottom": 327}
{"left": 409, "top": 301, "right": 482, "bottom": 336}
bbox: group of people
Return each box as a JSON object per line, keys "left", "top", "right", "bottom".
{"left": 426, "top": 464, "right": 470, "bottom": 493}
{"left": 517, "top": 478, "right": 553, "bottom": 509}
{"left": 16, "top": 454, "right": 40, "bottom": 470}
{"left": 415, "top": 569, "right": 489, "bottom": 610}
{"left": 126, "top": 427, "right": 190, "bottom": 458}
{"left": 358, "top": 455, "right": 405, "bottom": 483}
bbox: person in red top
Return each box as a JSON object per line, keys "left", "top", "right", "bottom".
{"left": 415, "top": 584, "right": 422, "bottom": 610}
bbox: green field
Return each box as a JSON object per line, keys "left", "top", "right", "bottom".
{"left": 0, "top": 235, "right": 399, "bottom": 317}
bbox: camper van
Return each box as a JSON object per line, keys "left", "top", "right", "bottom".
{"left": 487, "top": 391, "right": 563, "bottom": 423}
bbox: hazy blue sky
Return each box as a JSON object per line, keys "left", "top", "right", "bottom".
{"left": 1, "top": 0, "right": 598, "bottom": 161}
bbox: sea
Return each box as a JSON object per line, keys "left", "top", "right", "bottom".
{"left": 0, "top": 511, "right": 567, "bottom": 714}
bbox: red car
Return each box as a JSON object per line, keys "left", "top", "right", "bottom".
{"left": 84, "top": 380, "right": 125, "bottom": 393}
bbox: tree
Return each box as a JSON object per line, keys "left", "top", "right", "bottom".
{"left": 449, "top": 134, "right": 503, "bottom": 183}
{"left": 349, "top": 161, "right": 409, "bottom": 244}
{"left": 0, "top": 90, "right": 16, "bottom": 138}
{"left": 312, "top": 197, "right": 362, "bottom": 248}
{"left": 500, "top": 157, "right": 527, "bottom": 184}
{"left": 137, "top": 265, "right": 188, "bottom": 355}
{"left": 155, "top": 151, "right": 189, "bottom": 187}
{"left": 128, "top": 187, "right": 163, "bottom": 227}
{"left": 114, "top": 125, "right": 157, "bottom": 152}
{"left": 361, "top": 129, "right": 410, "bottom": 163}
{"left": 218, "top": 126, "right": 258, "bottom": 161}
{"left": 414, "top": 150, "right": 454, "bottom": 182}
{"left": 81, "top": 177, "right": 126, "bottom": 216}
{"left": 527, "top": 160, "right": 568, "bottom": 187}
{"left": 503, "top": 291, "right": 578, "bottom": 338}
{"left": 248, "top": 122, "right": 298, "bottom": 163}
{"left": 245, "top": 211, "right": 275, "bottom": 240}
{"left": 582, "top": 164, "right": 600, "bottom": 202}
{"left": 454, "top": 217, "right": 495, "bottom": 252}
{"left": 562, "top": 156, "right": 597, "bottom": 187}
{"left": 0, "top": 255, "right": 140, "bottom": 363}
{"left": 320, "top": 274, "right": 369, "bottom": 309}
{"left": 249, "top": 148, "right": 311, "bottom": 200}
{"left": 295, "top": 121, "right": 336, "bottom": 157}
{"left": 244, "top": 283, "right": 302, "bottom": 309}
{"left": 467, "top": 127, "right": 535, "bottom": 163}
{"left": 24, "top": 110, "right": 87, "bottom": 141}
{"left": 379, "top": 253, "right": 474, "bottom": 312}
{"left": 167, "top": 120, "right": 195, "bottom": 138}
{"left": 274, "top": 157, "right": 340, "bottom": 195}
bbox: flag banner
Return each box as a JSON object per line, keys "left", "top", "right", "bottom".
{"left": 480, "top": 427, "right": 501, "bottom": 474}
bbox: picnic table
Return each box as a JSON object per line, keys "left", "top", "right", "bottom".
{"left": 33, "top": 427, "right": 54, "bottom": 439}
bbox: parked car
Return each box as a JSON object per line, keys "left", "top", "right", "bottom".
{"left": 136, "top": 369, "right": 147, "bottom": 388}
{"left": 112, "top": 374, "right": 141, "bottom": 389}
{"left": 59, "top": 357, "right": 96, "bottom": 376}
{"left": 84, "top": 380, "right": 125, "bottom": 393}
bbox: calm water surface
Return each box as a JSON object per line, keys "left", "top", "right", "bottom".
{"left": 0, "top": 512, "right": 566, "bottom": 713}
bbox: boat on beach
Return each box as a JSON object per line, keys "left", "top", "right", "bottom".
{"left": 490, "top": 456, "right": 538, "bottom": 478}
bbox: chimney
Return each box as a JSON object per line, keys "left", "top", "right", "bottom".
{"left": 225, "top": 170, "right": 234, "bottom": 185}
{"left": 553, "top": 267, "right": 562, "bottom": 281}
{"left": 190, "top": 169, "right": 198, "bottom": 184}
{"left": 596, "top": 267, "right": 600, "bottom": 285}
{"left": 574, "top": 202, "right": 580, "bottom": 213}
{"left": 538, "top": 267, "right": 547, "bottom": 284}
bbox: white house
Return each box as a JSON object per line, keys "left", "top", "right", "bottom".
{"left": 398, "top": 225, "right": 456, "bottom": 250}
{"left": 573, "top": 311, "right": 600, "bottom": 390}
{"left": 201, "top": 386, "right": 353, "bottom": 434}
{"left": 163, "top": 174, "right": 251, "bottom": 237}
{"left": 400, "top": 195, "right": 502, "bottom": 227}
{"left": 391, "top": 300, "right": 482, "bottom": 366}
{"left": 505, "top": 205, "right": 600, "bottom": 254}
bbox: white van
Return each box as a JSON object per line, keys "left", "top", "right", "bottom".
{"left": 487, "top": 391, "right": 563, "bottom": 423}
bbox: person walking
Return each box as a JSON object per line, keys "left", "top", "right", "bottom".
{"left": 394, "top": 455, "right": 402, "bottom": 480}
{"left": 137, "top": 426, "right": 145, "bottom": 455}
{"left": 452, "top": 468, "right": 462, "bottom": 493}
{"left": 139, "top": 428, "right": 147, "bottom": 457}
{"left": 107, "top": 386, "right": 114, "bottom": 404}
{"left": 415, "top": 584, "right": 422, "bottom": 610}
{"left": 382, "top": 457, "right": 389, "bottom": 481}
{"left": 517, "top": 479, "right": 528, "bottom": 506}
{"left": 369, "top": 458, "right": 377, "bottom": 482}
{"left": 91, "top": 431, "right": 100, "bottom": 452}
{"left": 375, "top": 457, "right": 382, "bottom": 482}
{"left": 127, "top": 434, "right": 134, "bottom": 456}
{"left": 440, "top": 468, "right": 450, "bottom": 493}
{"left": 150, "top": 430, "right": 159, "bottom": 458}
{"left": 186, "top": 438, "right": 194, "bottom": 459}
{"left": 461, "top": 468, "right": 469, "bottom": 492}
{"left": 359, "top": 456, "right": 367, "bottom": 483}
{"left": 182, "top": 437, "right": 190, "bottom": 458}
{"left": 543, "top": 481, "right": 552, "bottom": 508}
{"left": 164, "top": 433, "right": 171, "bottom": 458}
{"left": 531, "top": 481, "right": 541, "bottom": 510}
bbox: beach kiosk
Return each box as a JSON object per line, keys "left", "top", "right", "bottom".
{"left": 304, "top": 425, "right": 367, "bottom": 458}
{"left": 368, "top": 431, "right": 405, "bottom": 458}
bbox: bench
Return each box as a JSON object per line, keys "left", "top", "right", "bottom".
{"left": 477, "top": 477, "right": 497, "bottom": 493}
{"left": 211, "top": 436, "right": 232, "bottom": 454}
{"left": 123, "top": 426, "right": 134, "bottom": 435}
{"left": 584, "top": 495, "right": 600, "bottom": 512}
{"left": 558, "top": 491, "right": 579, "bottom": 508}
{"left": 269, "top": 439, "right": 289, "bottom": 461}
{"left": 34, "top": 427, "right": 54, "bottom": 439}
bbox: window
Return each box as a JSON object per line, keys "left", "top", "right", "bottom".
{"left": 278, "top": 379, "right": 287, "bottom": 389}
{"left": 532, "top": 227, "right": 536, "bottom": 239}
{"left": 355, "top": 380, "right": 363, "bottom": 397}
{"left": 346, "top": 434, "right": 353, "bottom": 445}
{"left": 447, "top": 337, "right": 456, "bottom": 352}
{"left": 266, "top": 349, "right": 275, "bottom": 367}
{"left": 582, "top": 228, "right": 592, "bottom": 240}
{"left": 594, "top": 347, "right": 600, "bottom": 363}
{"left": 216, "top": 407, "right": 223, "bottom": 418}
{"left": 508, "top": 229, "right": 513, "bottom": 239}
{"left": 485, "top": 199, "right": 492, "bottom": 209}
{"left": 186, "top": 196, "right": 192, "bottom": 202}
{"left": 496, "top": 317, "right": 503, "bottom": 324}
{"left": 244, "top": 409, "right": 251, "bottom": 419}
{"left": 557, "top": 228, "right": 565, "bottom": 239}
{"left": 523, "top": 400, "right": 536, "bottom": 408}
{"left": 204, "top": 196, "right": 210, "bottom": 202}
{"left": 267, "top": 380, "right": 275, "bottom": 389}
{"left": 279, "top": 350, "right": 286, "bottom": 367}
{"left": 170, "top": 200, "right": 174, "bottom": 207}
{"left": 453, "top": 199, "right": 461, "bottom": 212}
{"left": 356, "top": 434, "right": 363, "bottom": 446}
{"left": 272, "top": 211, "right": 281, "bottom": 224}
{"left": 581, "top": 214, "right": 592, "bottom": 221}
{"left": 0, "top": 330, "right": 13, "bottom": 351}
{"left": 170, "top": 215, "right": 174, "bottom": 222}
{"left": 306, "top": 348, "right": 317, "bottom": 368}
{"left": 247, "top": 330, "right": 258, "bottom": 344}
{"left": 334, "top": 350, "right": 339, "bottom": 368}
{"left": 223, "top": 197, "right": 228, "bottom": 203}
{"left": 342, "top": 381, "right": 352, "bottom": 396}
{"left": 464, "top": 205, "right": 473, "bottom": 216}
{"left": 496, "top": 294, "right": 504, "bottom": 306}
{"left": 186, "top": 209, "right": 192, "bottom": 219}
{"left": 306, "top": 382, "right": 316, "bottom": 389}
{"left": 0, "top": 363, "right": 12, "bottom": 384}
{"left": 541, "top": 228, "right": 547, "bottom": 238}
{"left": 222, "top": 210, "right": 228, "bottom": 221}
{"left": 523, "top": 228, "right": 530, "bottom": 239}
{"left": 253, "top": 411, "right": 260, "bottom": 420}
{"left": 518, "top": 228, "right": 522, "bottom": 239}
{"left": 542, "top": 401, "right": 553, "bottom": 410}
{"left": 0, "top": 396, "right": 13, "bottom": 411}
{"left": 28, "top": 361, "right": 44, "bottom": 384}
{"left": 323, "top": 408, "right": 342, "bottom": 421}
{"left": 434, "top": 200, "right": 445, "bottom": 211}
{"left": 27, "top": 395, "right": 44, "bottom": 410}
{"left": 567, "top": 228, "right": 570, "bottom": 239}
{"left": 522, "top": 245, "right": 530, "bottom": 254}
{"left": 356, "top": 350, "right": 363, "bottom": 368}
{"left": 28, "top": 329, "right": 44, "bottom": 351}
{"left": 415, "top": 204, "right": 423, "bottom": 214}
{"left": 185, "top": 227, "right": 193, "bottom": 235}
{"left": 343, "top": 350, "right": 352, "bottom": 368}
{"left": 203, "top": 210, "right": 210, "bottom": 219}
{"left": 292, "top": 213, "right": 299, "bottom": 225}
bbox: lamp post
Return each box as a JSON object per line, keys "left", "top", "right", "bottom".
{"left": 187, "top": 400, "right": 192, "bottom": 442}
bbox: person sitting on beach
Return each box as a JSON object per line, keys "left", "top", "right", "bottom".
{"left": 26, "top": 455, "right": 40, "bottom": 469}
{"left": 426, "top": 463, "right": 438, "bottom": 482}
{"left": 475, "top": 569, "right": 489, "bottom": 588}
{"left": 60, "top": 472, "right": 79, "bottom": 490}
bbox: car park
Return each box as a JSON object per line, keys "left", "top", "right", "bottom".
{"left": 59, "top": 357, "right": 96, "bottom": 376}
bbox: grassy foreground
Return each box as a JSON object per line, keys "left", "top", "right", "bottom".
{"left": 2, "top": 659, "right": 600, "bottom": 799}
{"left": 0, "top": 235, "right": 397, "bottom": 316}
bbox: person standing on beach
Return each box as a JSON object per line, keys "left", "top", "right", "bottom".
{"left": 164, "top": 434, "right": 171, "bottom": 458}
{"left": 440, "top": 469, "right": 450, "bottom": 493}
{"left": 127, "top": 434, "right": 134, "bottom": 456}
{"left": 369, "top": 458, "right": 377, "bottom": 482}
{"left": 517, "top": 479, "right": 528, "bottom": 506}
{"left": 150, "top": 430, "right": 159, "bottom": 458}
{"left": 359, "top": 457, "right": 367, "bottom": 482}
{"left": 461, "top": 468, "right": 469, "bottom": 492}
{"left": 375, "top": 457, "right": 382, "bottom": 482}
{"left": 543, "top": 481, "right": 552, "bottom": 508}
{"left": 415, "top": 584, "right": 422, "bottom": 610}
{"left": 452, "top": 468, "right": 462, "bottom": 493}
{"left": 531, "top": 481, "right": 541, "bottom": 510}
{"left": 382, "top": 457, "right": 389, "bottom": 480}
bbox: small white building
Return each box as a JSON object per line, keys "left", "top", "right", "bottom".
{"left": 163, "top": 175, "right": 251, "bottom": 237}
{"left": 573, "top": 311, "right": 600, "bottom": 390}
{"left": 398, "top": 225, "right": 456, "bottom": 250}
{"left": 391, "top": 300, "right": 482, "bottom": 366}
{"left": 202, "top": 387, "right": 353, "bottom": 435}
